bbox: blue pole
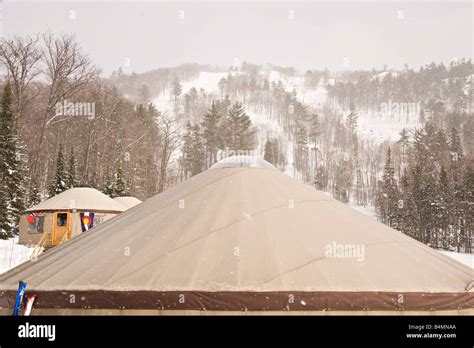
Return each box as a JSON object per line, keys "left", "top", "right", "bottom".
{"left": 13, "top": 281, "right": 27, "bottom": 316}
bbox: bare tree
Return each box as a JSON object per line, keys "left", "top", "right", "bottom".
{"left": 0, "top": 35, "right": 42, "bottom": 119}
{"left": 156, "top": 114, "right": 180, "bottom": 193}
{"left": 29, "top": 33, "right": 100, "bottom": 183}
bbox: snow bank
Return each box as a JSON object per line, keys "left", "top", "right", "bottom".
{"left": 0, "top": 237, "right": 34, "bottom": 275}
{"left": 440, "top": 251, "right": 473, "bottom": 269}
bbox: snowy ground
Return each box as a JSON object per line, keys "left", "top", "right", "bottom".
{"left": 440, "top": 251, "right": 473, "bottom": 269}
{"left": 356, "top": 110, "right": 421, "bottom": 143}
{"left": 0, "top": 237, "right": 34, "bottom": 274}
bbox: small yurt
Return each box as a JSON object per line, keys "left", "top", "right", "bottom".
{"left": 114, "top": 196, "right": 142, "bottom": 210}
{"left": 0, "top": 156, "right": 472, "bottom": 315}
{"left": 18, "top": 187, "right": 125, "bottom": 248}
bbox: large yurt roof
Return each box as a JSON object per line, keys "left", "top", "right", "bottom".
{"left": 114, "top": 196, "right": 142, "bottom": 209}
{"left": 24, "top": 187, "right": 125, "bottom": 213}
{"left": 1, "top": 157, "right": 472, "bottom": 312}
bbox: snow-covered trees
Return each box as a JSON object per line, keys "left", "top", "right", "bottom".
{"left": 222, "top": 102, "right": 256, "bottom": 151}
{"left": 48, "top": 144, "right": 67, "bottom": 197}
{"left": 182, "top": 122, "right": 205, "bottom": 177}
{"left": 0, "top": 81, "right": 27, "bottom": 238}
{"left": 201, "top": 101, "right": 223, "bottom": 166}
{"left": 114, "top": 163, "right": 127, "bottom": 197}
{"left": 171, "top": 78, "right": 182, "bottom": 116}
{"left": 327, "top": 60, "right": 473, "bottom": 114}
{"left": 376, "top": 148, "right": 399, "bottom": 228}
{"left": 181, "top": 100, "right": 258, "bottom": 178}
{"left": 375, "top": 123, "right": 472, "bottom": 252}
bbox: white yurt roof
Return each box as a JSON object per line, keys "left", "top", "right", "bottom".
{"left": 25, "top": 187, "right": 126, "bottom": 213}
{"left": 114, "top": 196, "right": 142, "bottom": 209}
{"left": 2, "top": 158, "right": 472, "bottom": 312}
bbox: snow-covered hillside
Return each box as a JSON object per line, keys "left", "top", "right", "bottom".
{"left": 267, "top": 70, "right": 327, "bottom": 108}
{"left": 153, "top": 71, "right": 227, "bottom": 114}
{"left": 356, "top": 110, "right": 421, "bottom": 143}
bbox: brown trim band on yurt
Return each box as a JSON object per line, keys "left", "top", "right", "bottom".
{"left": 0, "top": 290, "right": 472, "bottom": 312}
{"left": 22, "top": 209, "right": 124, "bottom": 214}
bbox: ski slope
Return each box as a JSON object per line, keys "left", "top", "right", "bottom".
{"left": 268, "top": 70, "right": 421, "bottom": 144}
{"left": 357, "top": 110, "right": 421, "bottom": 143}
{"left": 152, "top": 71, "right": 227, "bottom": 114}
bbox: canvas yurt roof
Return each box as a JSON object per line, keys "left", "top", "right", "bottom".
{"left": 114, "top": 196, "right": 142, "bottom": 209}
{"left": 1, "top": 157, "right": 472, "bottom": 313}
{"left": 24, "top": 187, "right": 125, "bottom": 213}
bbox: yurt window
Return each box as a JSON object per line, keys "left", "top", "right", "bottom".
{"left": 27, "top": 214, "right": 45, "bottom": 234}
{"left": 57, "top": 213, "right": 68, "bottom": 226}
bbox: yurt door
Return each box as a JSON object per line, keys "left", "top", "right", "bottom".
{"left": 52, "top": 211, "right": 70, "bottom": 245}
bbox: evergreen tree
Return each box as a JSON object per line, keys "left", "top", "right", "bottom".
{"left": 435, "top": 166, "right": 452, "bottom": 249}
{"left": 171, "top": 78, "right": 182, "bottom": 101}
{"left": 397, "top": 128, "right": 410, "bottom": 160}
{"left": 27, "top": 184, "right": 41, "bottom": 207}
{"left": 333, "top": 158, "right": 351, "bottom": 203}
{"left": 308, "top": 113, "right": 321, "bottom": 145}
{"left": 398, "top": 170, "right": 416, "bottom": 238}
{"left": 223, "top": 102, "right": 256, "bottom": 151}
{"left": 314, "top": 165, "right": 328, "bottom": 191}
{"left": 294, "top": 122, "right": 308, "bottom": 175}
{"left": 378, "top": 147, "right": 400, "bottom": 228}
{"left": 0, "top": 81, "right": 26, "bottom": 237}
{"left": 201, "top": 101, "right": 223, "bottom": 166}
{"left": 48, "top": 144, "right": 67, "bottom": 197}
{"left": 171, "top": 78, "right": 182, "bottom": 117}
{"left": 449, "top": 127, "right": 465, "bottom": 251}
{"left": 101, "top": 169, "right": 114, "bottom": 197}
{"left": 114, "top": 162, "right": 127, "bottom": 197}
{"left": 182, "top": 122, "right": 205, "bottom": 176}
{"left": 462, "top": 166, "right": 474, "bottom": 253}
{"left": 346, "top": 104, "right": 358, "bottom": 135}
{"left": 102, "top": 179, "right": 114, "bottom": 198}
{"left": 263, "top": 139, "right": 278, "bottom": 165}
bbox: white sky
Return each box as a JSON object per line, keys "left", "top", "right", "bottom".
{"left": 2, "top": 1, "right": 472, "bottom": 75}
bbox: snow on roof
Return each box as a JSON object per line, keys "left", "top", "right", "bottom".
{"left": 25, "top": 187, "right": 125, "bottom": 213}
